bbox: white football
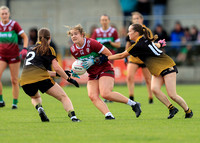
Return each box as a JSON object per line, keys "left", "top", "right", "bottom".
{"left": 72, "top": 60, "right": 86, "bottom": 75}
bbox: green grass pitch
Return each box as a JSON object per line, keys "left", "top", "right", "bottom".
{"left": 0, "top": 84, "right": 200, "bottom": 143}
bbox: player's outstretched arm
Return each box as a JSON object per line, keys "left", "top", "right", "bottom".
{"left": 52, "top": 59, "right": 79, "bottom": 87}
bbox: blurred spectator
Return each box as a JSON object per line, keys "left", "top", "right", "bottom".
{"left": 196, "top": 30, "right": 200, "bottom": 56}
{"left": 176, "top": 27, "right": 192, "bottom": 65}
{"left": 153, "top": 24, "right": 169, "bottom": 42}
{"left": 166, "top": 21, "right": 184, "bottom": 57}
{"left": 119, "top": 0, "right": 138, "bottom": 29}
{"left": 190, "top": 25, "right": 198, "bottom": 41}
{"left": 152, "top": 0, "right": 167, "bottom": 28}
{"left": 137, "top": 0, "right": 151, "bottom": 27}
{"left": 28, "top": 27, "right": 38, "bottom": 46}
{"left": 190, "top": 25, "right": 200, "bottom": 59}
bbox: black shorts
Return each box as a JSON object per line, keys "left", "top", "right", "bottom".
{"left": 160, "top": 66, "right": 178, "bottom": 77}
{"left": 22, "top": 79, "right": 55, "bottom": 96}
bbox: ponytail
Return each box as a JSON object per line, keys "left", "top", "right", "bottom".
{"left": 33, "top": 28, "right": 50, "bottom": 56}
{"left": 142, "top": 27, "right": 158, "bottom": 41}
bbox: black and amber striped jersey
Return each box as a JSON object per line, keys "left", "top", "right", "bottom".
{"left": 127, "top": 36, "right": 176, "bottom": 76}
{"left": 126, "top": 25, "right": 153, "bottom": 64}
{"left": 20, "top": 43, "right": 56, "bottom": 86}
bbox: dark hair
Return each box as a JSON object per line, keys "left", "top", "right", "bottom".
{"left": 33, "top": 28, "right": 50, "bottom": 55}
{"left": 29, "top": 27, "right": 38, "bottom": 44}
{"left": 100, "top": 14, "right": 110, "bottom": 20}
{"left": 131, "top": 24, "right": 158, "bottom": 41}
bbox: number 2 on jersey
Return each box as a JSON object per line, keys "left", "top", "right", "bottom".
{"left": 25, "top": 51, "right": 35, "bottom": 65}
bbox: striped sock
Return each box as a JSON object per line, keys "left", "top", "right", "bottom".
{"left": 168, "top": 104, "right": 174, "bottom": 110}
{"left": 185, "top": 108, "right": 191, "bottom": 113}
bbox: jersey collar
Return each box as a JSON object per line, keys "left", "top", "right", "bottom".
{"left": 0, "top": 20, "right": 12, "bottom": 26}
{"left": 136, "top": 35, "right": 143, "bottom": 42}
{"left": 100, "top": 26, "right": 111, "bottom": 33}
{"left": 76, "top": 38, "right": 86, "bottom": 49}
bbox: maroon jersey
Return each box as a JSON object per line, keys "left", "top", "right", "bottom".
{"left": 70, "top": 38, "right": 113, "bottom": 76}
{"left": 91, "top": 26, "right": 120, "bottom": 54}
{"left": 0, "top": 20, "right": 24, "bottom": 57}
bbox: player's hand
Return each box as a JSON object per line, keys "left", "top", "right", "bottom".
{"left": 71, "top": 70, "right": 80, "bottom": 79}
{"left": 56, "top": 70, "right": 72, "bottom": 77}
{"left": 99, "top": 54, "right": 108, "bottom": 64}
{"left": 65, "top": 70, "right": 71, "bottom": 77}
{"left": 81, "top": 58, "right": 95, "bottom": 69}
{"left": 20, "top": 48, "right": 28, "bottom": 59}
{"left": 124, "top": 57, "right": 128, "bottom": 65}
{"left": 158, "top": 39, "right": 166, "bottom": 47}
{"left": 67, "top": 77, "right": 79, "bottom": 88}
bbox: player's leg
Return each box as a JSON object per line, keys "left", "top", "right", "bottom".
{"left": 100, "top": 76, "right": 128, "bottom": 103}
{"left": 46, "top": 83, "right": 80, "bottom": 122}
{"left": 9, "top": 61, "right": 20, "bottom": 109}
{"left": 32, "top": 91, "right": 50, "bottom": 122}
{"left": 99, "top": 76, "right": 141, "bottom": 118}
{"left": 0, "top": 61, "right": 7, "bottom": 107}
{"left": 126, "top": 63, "right": 139, "bottom": 100}
{"left": 164, "top": 72, "right": 193, "bottom": 118}
{"left": 151, "top": 75, "right": 171, "bottom": 106}
{"left": 22, "top": 83, "right": 49, "bottom": 122}
{"left": 151, "top": 75, "right": 178, "bottom": 119}
{"left": 87, "top": 80, "right": 114, "bottom": 119}
{"left": 142, "top": 67, "right": 153, "bottom": 103}
{"left": 31, "top": 91, "right": 42, "bottom": 106}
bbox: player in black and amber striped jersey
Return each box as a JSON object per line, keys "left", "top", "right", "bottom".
{"left": 107, "top": 24, "right": 193, "bottom": 119}
{"left": 20, "top": 28, "right": 81, "bottom": 122}
{"left": 125, "top": 11, "right": 153, "bottom": 103}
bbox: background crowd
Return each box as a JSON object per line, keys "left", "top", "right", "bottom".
{"left": 13, "top": 0, "right": 199, "bottom": 67}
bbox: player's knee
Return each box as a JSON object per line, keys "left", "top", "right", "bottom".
{"left": 127, "top": 75, "right": 134, "bottom": 83}
{"left": 145, "top": 78, "right": 151, "bottom": 86}
{"left": 151, "top": 86, "right": 160, "bottom": 95}
{"left": 11, "top": 79, "right": 18, "bottom": 85}
{"left": 168, "top": 93, "right": 178, "bottom": 101}
{"left": 100, "top": 91, "right": 110, "bottom": 99}
{"left": 57, "top": 93, "right": 67, "bottom": 102}
{"left": 88, "top": 94, "right": 98, "bottom": 102}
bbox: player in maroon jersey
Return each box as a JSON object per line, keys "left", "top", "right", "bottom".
{"left": 0, "top": 6, "right": 28, "bottom": 109}
{"left": 91, "top": 14, "right": 121, "bottom": 103}
{"left": 67, "top": 24, "right": 141, "bottom": 120}
{"left": 91, "top": 14, "right": 120, "bottom": 56}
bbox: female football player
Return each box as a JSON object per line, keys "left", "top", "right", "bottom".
{"left": 0, "top": 6, "right": 28, "bottom": 109}
{"left": 106, "top": 24, "right": 193, "bottom": 119}
{"left": 20, "top": 28, "right": 81, "bottom": 122}
{"left": 67, "top": 24, "right": 141, "bottom": 120}
{"left": 125, "top": 11, "right": 153, "bottom": 103}
{"left": 91, "top": 14, "right": 121, "bottom": 103}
